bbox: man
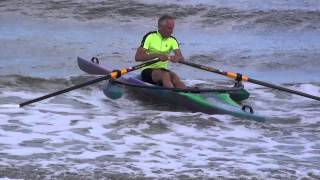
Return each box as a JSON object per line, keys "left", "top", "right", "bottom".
{"left": 135, "top": 15, "right": 186, "bottom": 89}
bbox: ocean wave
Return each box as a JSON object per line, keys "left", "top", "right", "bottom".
{"left": 0, "top": 0, "right": 319, "bottom": 31}
{"left": 0, "top": 74, "right": 103, "bottom": 90}
{"left": 202, "top": 8, "right": 320, "bottom": 31}
{"left": 189, "top": 50, "right": 320, "bottom": 71}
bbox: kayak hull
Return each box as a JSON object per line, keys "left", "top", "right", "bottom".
{"left": 78, "top": 57, "right": 266, "bottom": 122}
{"left": 104, "top": 74, "right": 265, "bottom": 122}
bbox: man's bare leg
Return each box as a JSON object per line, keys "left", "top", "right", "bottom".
{"left": 170, "top": 72, "right": 186, "bottom": 89}
{"left": 151, "top": 70, "right": 174, "bottom": 88}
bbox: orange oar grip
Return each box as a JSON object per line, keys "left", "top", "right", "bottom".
{"left": 226, "top": 72, "right": 249, "bottom": 81}
{"left": 242, "top": 75, "right": 249, "bottom": 81}
{"left": 110, "top": 72, "right": 118, "bottom": 79}
{"left": 110, "top": 69, "right": 128, "bottom": 79}
{"left": 121, "top": 69, "right": 128, "bottom": 74}
{"left": 226, "top": 72, "right": 237, "bottom": 79}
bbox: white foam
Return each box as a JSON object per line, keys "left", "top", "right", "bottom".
{"left": 0, "top": 91, "right": 45, "bottom": 99}
{"left": 68, "top": 150, "right": 110, "bottom": 159}
{"left": 0, "top": 104, "right": 20, "bottom": 108}
{"left": 219, "top": 125, "right": 260, "bottom": 139}
{"left": 0, "top": 80, "right": 319, "bottom": 178}
{"left": 298, "top": 84, "right": 320, "bottom": 96}
{"left": 183, "top": 79, "right": 207, "bottom": 86}
{"left": 0, "top": 177, "right": 24, "bottom": 180}
{"left": 0, "top": 147, "right": 49, "bottom": 156}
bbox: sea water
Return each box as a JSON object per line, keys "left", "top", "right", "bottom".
{"left": 0, "top": 0, "right": 319, "bottom": 179}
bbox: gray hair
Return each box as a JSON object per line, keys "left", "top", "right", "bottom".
{"left": 158, "top": 15, "right": 174, "bottom": 27}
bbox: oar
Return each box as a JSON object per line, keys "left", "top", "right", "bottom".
{"left": 19, "top": 58, "right": 160, "bottom": 107}
{"left": 180, "top": 60, "right": 320, "bottom": 101}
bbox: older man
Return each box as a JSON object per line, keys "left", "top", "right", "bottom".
{"left": 135, "top": 15, "right": 186, "bottom": 89}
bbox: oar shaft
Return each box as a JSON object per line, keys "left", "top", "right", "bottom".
{"left": 248, "top": 78, "right": 320, "bottom": 101}
{"left": 20, "top": 58, "right": 159, "bottom": 107}
{"left": 180, "top": 60, "right": 320, "bottom": 101}
{"left": 19, "top": 76, "right": 109, "bottom": 107}
{"left": 180, "top": 61, "right": 249, "bottom": 81}
{"left": 180, "top": 61, "right": 226, "bottom": 76}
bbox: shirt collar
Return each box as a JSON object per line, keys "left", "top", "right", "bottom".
{"left": 157, "top": 31, "right": 166, "bottom": 39}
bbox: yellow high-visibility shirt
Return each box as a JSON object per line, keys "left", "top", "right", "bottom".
{"left": 140, "top": 31, "right": 179, "bottom": 69}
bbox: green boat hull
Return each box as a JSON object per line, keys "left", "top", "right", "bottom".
{"left": 77, "top": 57, "right": 266, "bottom": 122}
{"left": 104, "top": 77, "right": 265, "bottom": 122}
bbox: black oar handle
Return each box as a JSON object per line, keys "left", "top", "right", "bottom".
{"left": 19, "top": 58, "right": 160, "bottom": 107}
{"left": 180, "top": 60, "right": 320, "bottom": 101}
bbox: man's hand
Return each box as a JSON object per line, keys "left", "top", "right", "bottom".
{"left": 156, "top": 54, "right": 169, "bottom": 61}
{"left": 169, "top": 55, "right": 180, "bottom": 63}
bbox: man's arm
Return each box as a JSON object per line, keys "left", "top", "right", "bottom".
{"left": 169, "top": 49, "right": 184, "bottom": 63}
{"left": 135, "top": 47, "right": 168, "bottom": 62}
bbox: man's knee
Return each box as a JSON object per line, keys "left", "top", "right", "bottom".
{"left": 170, "top": 72, "right": 179, "bottom": 81}
{"left": 170, "top": 72, "right": 186, "bottom": 87}
{"left": 152, "top": 69, "right": 170, "bottom": 82}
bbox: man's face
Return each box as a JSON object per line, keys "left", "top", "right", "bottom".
{"left": 160, "top": 19, "right": 175, "bottom": 38}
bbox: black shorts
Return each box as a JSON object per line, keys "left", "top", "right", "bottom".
{"left": 141, "top": 68, "right": 170, "bottom": 85}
